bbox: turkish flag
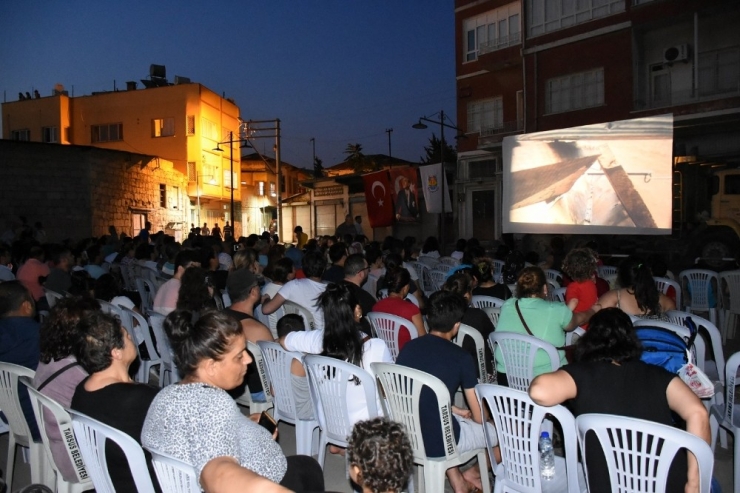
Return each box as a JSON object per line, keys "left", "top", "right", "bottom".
{"left": 363, "top": 171, "right": 394, "bottom": 228}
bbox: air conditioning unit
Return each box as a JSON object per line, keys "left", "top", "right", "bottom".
{"left": 663, "top": 44, "right": 690, "bottom": 64}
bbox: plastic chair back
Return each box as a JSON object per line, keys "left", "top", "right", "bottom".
{"left": 545, "top": 269, "right": 562, "bottom": 288}
{"left": 417, "top": 256, "right": 441, "bottom": 268}
{"left": 45, "top": 289, "right": 64, "bottom": 309}
{"left": 488, "top": 332, "right": 561, "bottom": 391}
{"left": 428, "top": 269, "right": 447, "bottom": 291}
{"left": 493, "top": 259, "right": 505, "bottom": 282}
{"left": 371, "top": 362, "right": 490, "bottom": 493}
{"left": 654, "top": 276, "right": 682, "bottom": 310}
{"left": 304, "top": 355, "right": 379, "bottom": 468}
{"left": 476, "top": 384, "right": 583, "bottom": 493}
{"left": 597, "top": 265, "right": 617, "bottom": 278}
{"left": 148, "top": 312, "right": 179, "bottom": 386}
{"left": 453, "top": 324, "right": 488, "bottom": 383}
{"left": 97, "top": 299, "right": 123, "bottom": 320}
{"left": 145, "top": 447, "right": 201, "bottom": 493}
{"left": 565, "top": 326, "right": 586, "bottom": 346}
{"left": 135, "top": 277, "right": 157, "bottom": 314}
{"left": 235, "top": 342, "right": 273, "bottom": 414}
{"left": 665, "top": 310, "right": 725, "bottom": 385}
{"left": 679, "top": 269, "right": 719, "bottom": 315}
{"left": 21, "top": 376, "right": 93, "bottom": 491}
{"left": 433, "top": 263, "right": 453, "bottom": 274}
{"left": 482, "top": 306, "right": 501, "bottom": 329}
{"left": 633, "top": 319, "right": 701, "bottom": 368}
{"left": 408, "top": 261, "right": 435, "bottom": 297}
{"left": 121, "top": 307, "right": 162, "bottom": 384}
{"left": 576, "top": 413, "right": 714, "bottom": 493}
{"left": 439, "top": 256, "right": 461, "bottom": 267}
{"left": 68, "top": 409, "right": 156, "bottom": 493}
{"left": 552, "top": 287, "right": 567, "bottom": 303}
{"left": 470, "top": 295, "right": 504, "bottom": 309}
{"left": 366, "top": 312, "right": 419, "bottom": 361}
{"left": 283, "top": 300, "right": 316, "bottom": 330}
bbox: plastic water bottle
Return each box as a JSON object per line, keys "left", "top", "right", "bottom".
{"left": 539, "top": 431, "right": 555, "bottom": 479}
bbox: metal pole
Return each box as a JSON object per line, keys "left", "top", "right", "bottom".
{"left": 311, "top": 137, "right": 315, "bottom": 164}
{"left": 440, "top": 110, "right": 445, "bottom": 251}
{"left": 197, "top": 173, "right": 201, "bottom": 227}
{"left": 229, "top": 131, "right": 235, "bottom": 237}
{"left": 386, "top": 128, "right": 393, "bottom": 157}
{"left": 276, "top": 119, "right": 282, "bottom": 240}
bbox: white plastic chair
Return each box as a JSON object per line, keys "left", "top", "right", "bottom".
{"left": 720, "top": 270, "right": 740, "bottom": 342}
{"left": 433, "top": 263, "right": 454, "bottom": 274}
{"left": 493, "top": 259, "right": 505, "bottom": 282}
{"left": 257, "top": 341, "right": 319, "bottom": 456}
{"left": 654, "top": 276, "right": 682, "bottom": 311}
{"left": 665, "top": 310, "right": 725, "bottom": 389}
{"left": 680, "top": 269, "right": 719, "bottom": 326}
{"left": 121, "top": 307, "right": 162, "bottom": 384}
{"left": 234, "top": 341, "right": 273, "bottom": 414}
{"left": 366, "top": 312, "right": 419, "bottom": 361}
{"left": 439, "top": 256, "right": 461, "bottom": 267}
{"left": 565, "top": 326, "right": 586, "bottom": 346}
{"left": 488, "top": 332, "right": 561, "bottom": 391}
{"left": 68, "top": 409, "right": 156, "bottom": 493}
{"left": 148, "top": 312, "right": 179, "bottom": 386}
{"left": 545, "top": 269, "right": 562, "bottom": 288}
{"left": 283, "top": 299, "right": 316, "bottom": 330}
{"left": 453, "top": 324, "right": 489, "bottom": 384}
{"left": 417, "top": 256, "right": 441, "bottom": 269}
{"left": 633, "top": 319, "right": 702, "bottom": 375}
{"left": 0, "top": 363, "right": 47, "bottom": 489}
{"left": 709, "top": 351, "right": 740, "bottom": 492}
{"left": 97, "top": 299, "right": 123, "bottom": 320}
{"left": 408, "top": 261, "right": 436, "bottom": 297}
{"left": 576, "top": 413, "right": 714, "bottom": 493}
{"left": 482, "top": 306, "right": 501, "bottom": 329}
{"left": 118, "top": 263, "right": 135, "bottom": 291}
{"left": 145, "top": 447, "right": 201, "bottom": 493}
{"left": 470, "top": 295, "right": 504, "bottom": 309}
{"left": 552, "top": 286, "right": 567, "bottom": 303}
{"left": 45, "top": 289, "right": 64, "bottom": 309}
{"left": 371, "top": 363, "right": 491, "bottom": 493}
{"left": 597, "top": 265, "right": 617, "bottom": 278}
{"left": 21, "top": 376, "right": 93, "bottom": 493}
{"left": 475, "top": 384, "right": 584, "bottom": 493}
{"left": 363, "top": 273, "right": 379, "bottom": 299}
{"left": 136, "top": 277, "right": 157, "bottom": 314}
{"left": 428, "top": 269, "right": 448, "bottom": 291}
{"left": 603, "top": 273, "right": 618, "bottom": 289}
{"left": 304, "top": 355, "right": 380, "bottom": 469}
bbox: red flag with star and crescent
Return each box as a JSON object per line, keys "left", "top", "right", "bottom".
{"left": 362, "top": 170, "right": 394, "bottom": 228}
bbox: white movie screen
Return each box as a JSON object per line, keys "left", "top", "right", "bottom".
{"left": 502, "top": 114, "right": 674, "bottom": 235}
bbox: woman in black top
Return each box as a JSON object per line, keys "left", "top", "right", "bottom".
{"left": 472, "top": 257, "right": 511, "bottom": 300}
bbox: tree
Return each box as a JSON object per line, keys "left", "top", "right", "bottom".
{"left": 313, "top": 156, "right": 324, "bottom": 178}
{"left": 344, "top": 143, "right": 372, "bottom": 174}
{"left": 420, "top": 133, "right": 457, "bottom": 165}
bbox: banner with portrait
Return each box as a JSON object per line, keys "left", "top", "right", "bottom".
{"left": 388, "top": 167, "right": 420, "bottom": 222}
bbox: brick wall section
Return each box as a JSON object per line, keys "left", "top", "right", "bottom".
{"left": 0, "top": 140, "right": 188, "bottom": 242}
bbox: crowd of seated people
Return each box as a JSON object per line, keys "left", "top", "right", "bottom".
{"left": 0, "top": 217, "right": 718, "bottom": 492}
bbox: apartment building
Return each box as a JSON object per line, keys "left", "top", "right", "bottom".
{"left": 2, "top": 72, "right": 243, "bottom": 236}
{"left": 454, "top": 0, "right": 740, "bottom": 242}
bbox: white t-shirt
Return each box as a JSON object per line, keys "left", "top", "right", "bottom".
{"left": 276, "top": 278, "right": 327, "bottom": 329}
{"left": 284, "top": 330, "right": 392, "bottom": 424}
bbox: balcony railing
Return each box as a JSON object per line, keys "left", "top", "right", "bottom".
{"left": 479, "top": 120, "right": 524, "bottom": 137}
{"left": 478, "top": 32, "right": 522, "bottom": 55}
{"left": 634, "top": 85, "right": 740, "bottom": 111}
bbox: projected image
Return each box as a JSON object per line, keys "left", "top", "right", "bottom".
{"left": 502, "top": 115, "right": 674, "bottom": 235}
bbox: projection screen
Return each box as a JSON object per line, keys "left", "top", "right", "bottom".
{"left": 502, "top": 114, "right": 673, "bottom": 235}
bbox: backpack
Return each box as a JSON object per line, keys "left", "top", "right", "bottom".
{"left": 634, "top": 317, "right": 699, "bottom": 374}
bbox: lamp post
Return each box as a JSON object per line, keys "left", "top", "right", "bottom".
{"left": 412, "top": 110, "right": 463, "bottom": 250}
{"left": 242, "top": 119, "right": 282, "bottom": 237}
{"left": 214, "top": 132, "right": 252, "bottom": 237}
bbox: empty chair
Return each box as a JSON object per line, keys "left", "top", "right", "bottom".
{"left": 304, "top": 355, "right": 380, "bottom": 468}
{"left": 654, "top": 276, "right": 682, "bottom": 311}
{"left": 148, "top": 312, "right": 179, "bottom": 386}
{"left": 121, "top": 307, "right": 162, "bottom": 384}
{"left": 257, "top": 341, "right": 319, "bottom": 456}
{"left": 476, "top": 384, "right": 584, "bottom": 493}
{"left": 372, "top": 363, "right": 491, "bottom": 493}
{"left": 145, "top": 447, "right": 201, "bottom": 493}
{"left": 489, "top": 332, "right": 561, "bottom": 391}
{"left": 283, "top": 300, "right": 316, "bottom": 330}
{"left": 720, "top": 270, "right": 740, "bottom": 342}
{"left": 576, "top": 414, "right": 713, "bottom": 493}
{"left": 135, "top": 277, "right": 157, "bottom": 314}
{"left": 680, "top": 269, "right": 719, "bottom": 325}
{"left": 22, "top": 376, "right": 93, "bottom": 493}
{"left": 0, "top": 363, "right": 47, "bottom": 489}
{"left": 234, "top": 341, "right": 273, "bottom": 414}
{"left": 470, "top": 295, "right": 504, "bottom": 309}
{"left": 366, "top": 312, "right": 419, "bottom": 361}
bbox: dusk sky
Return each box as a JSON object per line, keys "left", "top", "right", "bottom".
{"left": 0, "top": 1, "right": 457, "bottom": 169}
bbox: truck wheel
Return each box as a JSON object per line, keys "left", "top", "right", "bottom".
{"left": 700, "top": 237, "right": 736, "bottom": 269}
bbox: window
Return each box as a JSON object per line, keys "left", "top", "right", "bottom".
{"left": 258, "top": 181, "right": 265, "bottom": 196}
{"left": 270, "top": 182, "right": 277, "bottom": 197}
{"left": 725, "top": 175, "right": 740, "bottom": 195}
{"left": 527, "top": 0, "right": 624, "bottom": 37}
{"left": 159, "top": 184, "right": 167, "bottom": 208}
{"left": 201, "top": 118, "right": 218, "bottom": 140}
{"left": 463, "top": 2, "right": 522, "bottom": 60}
{"left": 546, "top": 68, "right": 604, "bottom": 114}
{"left": 468, "top": 97, "right": 504, "bottom": 133}
{"left": 187, "top": 161, "right": 197, "bottom": 182}
{"left": 11, "top": 129, "right": 30, "bottom": 141}
{"left": 152, "top": 118, "right": 175, "bottom": 137}
{"left": 42, "top": 127, "right": 58, "bottom": 143}
{"left": 223, "top": 169, "right": 238, "bottom": 189}
{"left": 186, "top": 115, "right": 195, "bottom": 136}
{"left": 173, "top": 186, "right": 179, "bottom": 209}
{"left": 469, "top": 159, "right": 499, "bottom": 179}
{"left": 699, "top": 47, "right": 740, "bottom": 97}
{"left": 91, "top": 123, "right": 123, "bottom": 143}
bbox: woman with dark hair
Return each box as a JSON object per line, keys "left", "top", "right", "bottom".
{"left": 598, "top": 256, "right": 675, "bottom": 319}
{"left": 32, "top": 297, "right": 96, "bottom": 482}
{"left": 176, "top": 266, "right": 216, "bottom": 314}
{"left": 348, "top": 417, "right": 414, "bottom": 493}
{"left": 372, "top": 266, "right": 427, "bottom": 344}
{"left": 444, "top": 272, "right": 496, "bottom": 381}
{"left": 142, "top": 311, "right": 323, "bottom": 492}
{"left": 529, "top": 308, "right": 710, "bottom": 493}
{"left": 282, "top": 283, "right": 392, "bottom": 426}
{"left": 70, "top": 310, "right": 160, "bottom": 492}
{"left": 472, "top": 257, "right": 512, "bottom": 300}
{"left": 94, "top": 273, "right": 138, "bottom": 313}
{"left": 418, "top": 236, "right": 441, "bottom": 259}
{"left": 496, "top": 266, "right": 595, "bottom": 382}
{"left": 262, "top": 257, "right": 295, "bottom": 299}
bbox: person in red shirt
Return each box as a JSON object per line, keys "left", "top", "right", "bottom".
{"left": 372, "top": 267, "right": 426, "bottom": 350}
{"left": 16, "top": 246, "right": 50, "bottom": 302}
{"left": 562, "top": 248, "right": 598, "bottom": 329}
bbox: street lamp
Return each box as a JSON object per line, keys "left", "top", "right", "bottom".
{"left": 241, "top": 119, "right": 282, "bottom": 236}
{"left": 213, "top": 132, "right": 251, "bottom": 237}
{"left": 412, "top": 110, "right": 463, "bottom": 250}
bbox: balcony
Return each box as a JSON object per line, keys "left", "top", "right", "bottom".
{"left": 478, "top": 32, "right": 522, "bottom": 55}
{"left": 634, "top": 85, "right": 740, "bottom": 112}
{"left": 477, "top": 120, "right": 525, "bottom": 149}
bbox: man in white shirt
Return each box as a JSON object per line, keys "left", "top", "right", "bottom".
{"left": 152, "top": 250, "right": 200, "bottom": 315}
{"left": 261, "top": 251, "right": 328, "bottom": 329}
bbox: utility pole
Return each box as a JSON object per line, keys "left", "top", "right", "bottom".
{"left": 310, "top": 137, "right": 315, "bottom": 164}
{"left": 385, "top": 128, "right": 393, "bottom": 157}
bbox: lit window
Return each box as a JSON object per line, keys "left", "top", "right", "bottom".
{"left": 258, "top": 182, "right": 265, "bottom": 196}
{"left": 159, "top": 184, "right": 167, "bottom": 208}
{"left": 463, "top": 2, "right": 522, "bottom": 60}
{"left": 153, "top": 118, "right": 175, "bottom": 137}
{"left": 527, "top": 0, "right": 624, "bottom": 37}
{"left": 91, "top": 123, "right": 123, "bottom": 143}
{"left": 467, "top": 97, "right": 504, "bottom": 133}
{"left": 186, "top": 115, "right": 195, "bottom": 135}
{"left": 546, "top": 68, "right": 604, "bottom": 114}
{"left": 270, "top": 182, "right": 276, "bottom": 197}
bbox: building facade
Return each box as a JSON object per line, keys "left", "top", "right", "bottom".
{"left": 454, "top": 0, "right": 740, "bottom": 243}
{"left": 2, "top": 78, "right": 243, "bottom": 236}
